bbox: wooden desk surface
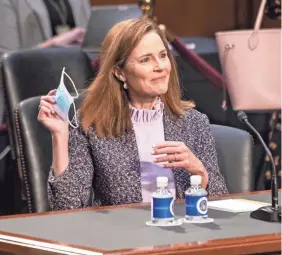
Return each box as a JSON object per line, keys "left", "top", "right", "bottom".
{"left": 0, "top": 190, "right": 280, "bottom": 255}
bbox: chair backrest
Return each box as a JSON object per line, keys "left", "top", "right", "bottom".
{"left": 0, "top": 81, "right": 3, "bottom": 125}
{"left": 16, "top": 95, "right": 84, "bottom": 213}
{"left": 1, "top": 47, "right": 94, "bottom": 157}
{"left": 0, "top": 55, "right": 4, "bottom": 125}
{"left": 211, "top": 124, "right": 254, "bottom": 193}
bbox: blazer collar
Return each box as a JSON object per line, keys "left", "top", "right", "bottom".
{"left": 24, "top": 0, "right": 86, "bottom": 40}
{"left": 25, "top": 0, "right": 52, "bottom": 40}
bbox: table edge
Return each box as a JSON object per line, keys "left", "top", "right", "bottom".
{"left": 0, "top": 190, "right": 275, "bottom": 220}
{"left": 0, "top": 190, "right": 280, "bottom": 255}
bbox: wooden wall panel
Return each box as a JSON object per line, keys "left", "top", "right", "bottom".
{"left": 234, "top": 0, "right": 253, "bottom": 28}
{"left": 90, "top": 0, "right": 281, "bottom": 37}
{"left": 153, "top": 0, "right": 236, "bottom": 37}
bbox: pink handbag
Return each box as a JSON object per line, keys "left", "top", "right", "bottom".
{"left": 215, "top": 0, "right": 281, "bottom": 111}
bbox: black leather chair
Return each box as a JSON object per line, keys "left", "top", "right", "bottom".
{"left": 1, "top": 47, "right": 94, "bottom": 157}
{"left": 16, "top": 95, "right": 254, "bottom": 213}
{"left": 211, "top": 125, "right": 254, "bottom": 193}
{"left": 0, "top": 57, "right": 4, "bottom": 126}
{"left": 16, "top": 95, "right": 84, "bottom": 213}
{"left": 1, "top": 47, "right": 94, "bottom": 214}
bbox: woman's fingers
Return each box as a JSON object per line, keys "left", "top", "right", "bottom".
{"left": 153, "top": 141, "right": 182, "bottom": 149}
{"left": 38, "top": 90, "right": 59, "bottom": 121}
{"left": 39, "top": 100, "right": 55, "bottom": 114}
{"left": 154, "top": 154, "right": 175, "bottom": 163}
{"left": 47, "top": 89, "right": 57, "bottom": 96}
{"left": 154, "top": 153, "right": 188, "bottom": 163}
{"left": 39, "top": 105, "right": 52, "bottom": 118}
{"left": 152, "top": 146, "right": 184, "bottom": 155}
{"left": 38, "top": 90, "right": 57, "bottom": 116}
{"left": 40, "top": 95, "right": 56, "bottom": 105}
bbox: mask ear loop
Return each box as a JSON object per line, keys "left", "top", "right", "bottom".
{"left": 60, "top": 67, "right": 66, "bottom": 85}
{"left": 68, "top": 102, "right": 79, "bottom": 129}
{"left": 62, "top": 67, "right": 79, "bottom": 99}
{"left": 59, "top": 67, "right": 79, "bottom": 128}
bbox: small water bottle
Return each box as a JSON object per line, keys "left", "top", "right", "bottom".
{"left": 151, "top": 177, "right": 174, "bottom": 223}
{"left": 185, "top": 175, "right": 208, "bottom": 221}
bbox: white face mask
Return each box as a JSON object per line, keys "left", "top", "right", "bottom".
{"left": 53, "top": 67, "right": 79, "bottom": 129}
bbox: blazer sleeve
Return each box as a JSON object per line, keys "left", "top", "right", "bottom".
{"left": 47, "top": 124, "right": 94, "bottom": 211}
{"left": 195, "top": 113, "right": 229, "bottom": 196}
{"left": 0, "top": 0, "right": 21, "bottom": 53}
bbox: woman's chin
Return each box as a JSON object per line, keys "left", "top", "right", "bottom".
{"left": 156, "top": 86, "right": 168, "bottom": 95}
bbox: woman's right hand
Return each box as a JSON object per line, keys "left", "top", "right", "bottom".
{"left": 39, "top": 27, "right": 86, "bottom": 48}
{"left": 37, "top": 90, "right": 68, "bottom": 135}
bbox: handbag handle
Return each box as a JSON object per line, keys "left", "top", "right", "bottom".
{"left": 249, "top": 0, "right": 267, "bottom": 50}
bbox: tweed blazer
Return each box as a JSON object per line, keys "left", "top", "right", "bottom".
{"left": 0, "top": 0, "right": 90, "bottom": 54}
{"left": 48, "top": 108, "right": 228, "bottom": 211}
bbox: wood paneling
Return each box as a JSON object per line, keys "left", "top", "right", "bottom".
{"left": 153, "top": 0, "right": 236, "bottom": 37}
{"left": 90, "top": 0, "right": 281, "bottom": 37}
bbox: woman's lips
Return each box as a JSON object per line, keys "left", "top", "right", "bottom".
{"left": 151, "top": 76, "right": 167, "bottom": 82}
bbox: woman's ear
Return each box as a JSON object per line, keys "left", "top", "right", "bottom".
{"left": 113, "top": 66, "right": 126, "bottom": 82}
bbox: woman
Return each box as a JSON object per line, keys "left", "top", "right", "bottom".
{"left": 38, "top": 18, "right": 228, "bottom": 211}
{"left": 0, "top": 0, "right": 90, "bottom": 53}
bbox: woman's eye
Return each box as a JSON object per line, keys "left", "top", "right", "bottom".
{"left": 160, "top": 53, "right": 167, "bottom": 58}
{"left": 140, "top": 57, "right": 150, "bottom": 63}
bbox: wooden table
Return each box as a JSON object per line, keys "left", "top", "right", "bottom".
{"left": 0, "top": 190, "right": 280, "bottom": 255}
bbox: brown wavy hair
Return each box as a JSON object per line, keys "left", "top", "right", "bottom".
{"left": 80, "top": 18, "right": 194, "bottom": 137}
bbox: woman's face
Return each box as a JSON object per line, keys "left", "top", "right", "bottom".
{"left": 120, "top": 31, "right": 171, "bottom": 100}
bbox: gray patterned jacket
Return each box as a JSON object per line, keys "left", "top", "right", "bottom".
{"left": 48, "top": 108, "right": 228, "bottom": 211}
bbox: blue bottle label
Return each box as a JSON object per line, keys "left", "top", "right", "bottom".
{"left": 185, "top": 195, "right": 208, "bottom": 216}
{"left": 152, "top": 197, "right": 174, "bottom": 219}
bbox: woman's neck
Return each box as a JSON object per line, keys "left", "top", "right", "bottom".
{"left": 129, "top": 96, "right": 159, "bottom": 110}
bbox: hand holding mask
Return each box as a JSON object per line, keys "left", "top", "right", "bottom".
{"left": 38, "top": 67, "right": 79, "bottom": 133}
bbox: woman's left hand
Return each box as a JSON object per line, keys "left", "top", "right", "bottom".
{"left": 152, "top": 141, "right": 208, "bottom": 187}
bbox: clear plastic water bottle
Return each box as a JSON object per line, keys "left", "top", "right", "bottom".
{"left": 151, "top": 177, "right": 174, "bottom": 223}
{"left": 185, "top": 175, "right": 208, "bottom": 221}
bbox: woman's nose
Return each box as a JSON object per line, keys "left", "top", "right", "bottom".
{"left": 153, "top": 59, "right": 165, "bottom": 71}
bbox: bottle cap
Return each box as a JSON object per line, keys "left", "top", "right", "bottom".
{"left": 156, "top": 176, "right": 168, "bottom": 187}
{"left": 190, "top": 175, "right": 202, "bottom": 185}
